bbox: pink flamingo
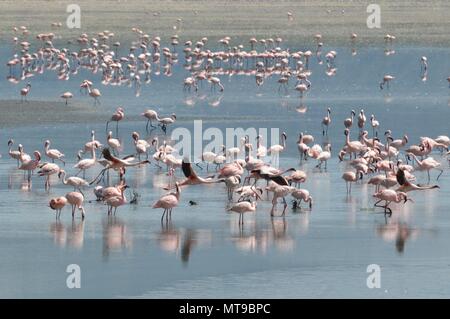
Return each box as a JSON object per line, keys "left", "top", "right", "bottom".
{"left": 18, "top": 151, "right": 41, "bottom": 187}
{"left": 49, "top": 196, "right": 68, "bottom": 219}
{"left": 105, "top": 184, "right": 129, "bottom": 215}
{"left": 373, "top": 189, "right": 411, "bottom": 215}
{"left": 228, "top": 201, "right": 257, "bottom": 225}
{"left": 106, "top": 107, "right": 124, "bottom": 135}
{"left": 20, "top": 83, "right": 31, "bottom": 102}
{"left": 61, "top": 92, "right": 73, "bottom": 105}
{"left": 153, "top": 182, "right": 181, "bottom": 222}
{"left": 65, "top": 192, "right": 86, "bottom": 219}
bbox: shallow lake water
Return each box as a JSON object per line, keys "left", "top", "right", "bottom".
{"left": 0, "top": 42, "right": 450, "bottom": 298}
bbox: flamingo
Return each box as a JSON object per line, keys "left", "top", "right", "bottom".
{"left": 87, "top": 85, "right": 101, "bottom": 105}
{"left": 266, "top": 181, "right": 295, "bottom": 216}
{"left": 153, "top": 182, "right": 180, "bottom": 222}
{"left": 38, "top": 162, "right": 60, "bottom": 189}
{"left": 291, "top": 189, "right": 313, "bottom": 209}
{"left": 106, "top": 107, "right": 124, "bottom": 135}
{"left": 385, "top": 131, "right": 408, "bottom": 150}
{"left": 132, "top": 132, "right": 150, "bottom": 160}
{"left": 58, "top": 169, "right": 89, "bottom": 192}
{"left": 20, "top": 83, "right": 31, "bottom": 102}
{"left": 321, "top": 107, "right": 331, "bottom": 136}
{"left": 74, "top": 146, "right": 97, "bottom": 178}
{"left": 315, "top": 144, "right": 331, "bottom": 170}
{"left": 7, "top": 139, "right": 24, "bottom": 167}
{"left": 357, "top": 109, "right": 366, "bottom": 131}
{"left": 105, "top": 183, "right": 129, "bottom": 215}
{"left": 380, "top": 75, "right": 395, "bottom": 90}
{"left": 61, "top": 92, "right": 73, "bottom": 105}
{"left": 221, "top": 175, "right": 241, "bottom": 200}
{"left": 344, "top": 128, "right": 366, "bottom": 159}
{"left": 395, "top": 168, "right": 439, "bottom": 193}
{"left": 83, "top": 130, "right": 102, "bottom": 153}
{"left": 141, "top": 109, "right": 160, "bottom": 132}
{"left": 44, "top": 140, "right": 65, "bottom": 165}
{"left": 370, "top": 114, "right": 379, "bottom": 137}
{"left": 18, "top": 151, "right": 41, "bottom": 186}
{"left": 373, "top": 189, "right": 411, "bottom": 215}
{"left": 342, "top": 170, "right": 363, "bottom": 194}
{"left": 49, "top": 196, "right": 68, "bottom": 219}
{"left": 228, "top": 201, "right": 257, "bottom": 225}
{"left": 158, "top": 113, "right": 176, "bottom": 134}
{"left": 107, "top": 131, "right": 121, "bottom": 155}
{"left": 65, "top": 191, "right": 86, "bottom": 219}
{"left": 407, "top": 153, "right": 443, "bottom": 182}
{"left": 344, "top": 110, "right": 356, "bottom": 129}
{"left": 268, "top": 132, "right": 287, "bottom": 164}
{"left": 90, "top": 148, "right": 150, "bottom": 184}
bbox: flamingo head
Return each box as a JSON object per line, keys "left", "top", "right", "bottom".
{"left": 403, "top": 135, "right": 409, "bottom": 143}
{"left": 34, "top": 151, "right": 41, "bottom": 161}
{"left": 344, "top": 129, "right": 350, "bottom": 136}
{"left": 132, "top": 131, "right": 139, "bottom": 141}
{"left": 7, "top": 139, "right": 14, "bottom": 147}
{"left": 57, "top": 169, "right": 65, "bottom": 179}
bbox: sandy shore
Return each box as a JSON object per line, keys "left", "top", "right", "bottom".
{"left": 0, "top": 1, "right": 449, "bottom": 46}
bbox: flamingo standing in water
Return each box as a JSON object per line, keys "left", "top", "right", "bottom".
{"left": 291, "top": 188, "right": 313, "bottom": 209}
{"left": 65, "top": 191, "right": 86, "bottom": 219}
{"left": 74, "top": 146, "right": 97, "bottom": 178}
{"left": 370, "top": 114, "right": 379, "bottom": 137}
{"left": 158, "top": 113, "right": 177, "bottom": 134}
{"left": 106, "top": 107, "right": 124, "bottom": 135}
{"left": 107, "top": 131, "right": 121, "bottom": 155}
{"left": 268, "top": 132, "right": 287, "bottom": 164}
{"left": 228, "top": 201, "right": 257, "bottom": 226}
{"left": 342, "top": 170, "right": 363, "bottom": 194}
{"left": 407, "top": 153, "right": 443, "bottom": 182}
{"left": 20, "top": 83, "right": 31, "bottom": 102}
{"left": 153, "top": 182, "right": 181, "bottom": 222}
{"left": 49, "top": 196, "right": 68, "bottom": 219}
{"left": 61, "top": 92, "right": 73, "bottom": 105}
{"left": 7, "top": 139, "right": 24, "bottom": 167}
{"left": 38, "top": 162, "right": 61, "bottom": 190}
{"left": 142, "top": 109, "right": 160, "bottom": 132}
{"left": 344, "top": 110, "right": 356, "bottom": 129}
{"left": 44, "top": 140, "right": 65, "bottom": 165}
{"left": 87, "top": 85, "right": 101, "bottom": 105}
{"left": 357, "top": 110, "right": 366, "bottom": 131}
{"left": 380, "top": 75, "right": 395, "bottom": 90}
{"left": 105, "top": 183, "right": 129, "bottom": 215}
{"left": 18, "top": 151, "right": 41, "bottom": 187}
{"left": 373, "top": 189, "right": 411, "bottom": 216}
{"left": 58, "top": 170, "right": 89, "bottom": 193}
{"left": 321, "top": 107, "right": 331, "bottom": 136}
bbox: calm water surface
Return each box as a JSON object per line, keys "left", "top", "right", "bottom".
{"left": 0, "top": 43, "right": 450, "bottom": 298}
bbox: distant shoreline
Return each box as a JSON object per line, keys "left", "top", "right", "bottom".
{"left": 1, "top": 0, "right": 450, "bottom": 46}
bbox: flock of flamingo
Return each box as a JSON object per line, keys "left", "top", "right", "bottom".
{"left": 4, "top": 23, "right": 450, "bottom": 227}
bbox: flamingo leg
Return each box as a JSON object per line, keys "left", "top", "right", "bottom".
{"left": 436, "top": 169, "right": 444, "bottom": 181}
